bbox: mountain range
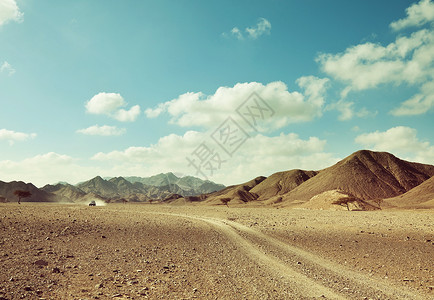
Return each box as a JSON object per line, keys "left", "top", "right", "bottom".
{"left": 0, "top": 173, "right": 225, "bottom": 203}
{"left": 0, "top": 150, "right": 433, "bottom": 209}
{"left": 200, "top": 150, "right": 434, "bottom": 210}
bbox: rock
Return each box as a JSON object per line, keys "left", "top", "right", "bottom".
{"left": 34, "top": 259, "right": 49, "bottom": 266}
{"left": 52, "top": 267, "right": 61, "bottom": 273}
{"left": 95, "top": 283, "right": 104, "bottom": 289}
{"left": 24, "top": 286, "right": 32, "bottom": 291}
{"left": 128, "top": 280, "right": 139, "bottom": 285}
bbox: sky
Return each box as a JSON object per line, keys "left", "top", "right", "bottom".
{"left": 0, "top": 0, "right": 433, "bottom": 187}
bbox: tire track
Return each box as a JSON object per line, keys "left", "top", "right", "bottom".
{"left": 155, "top": 212, "right": 426, "bottom": 300}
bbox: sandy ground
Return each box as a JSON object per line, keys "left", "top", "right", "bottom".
{"left": 0, "top": 203, "right": 433, "bottom": 299}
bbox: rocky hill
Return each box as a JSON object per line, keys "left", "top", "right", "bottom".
{"left": 280, "top": 150, "right": 434, "bottom": 205}
{"left": 0, "top": 180, "right": 64, "bottom": 203}
{"left": 200, "top": 150, "right": 434, "bottom": 209}
{"left": 384, "top": 175, "right": 434, "bottom": 209}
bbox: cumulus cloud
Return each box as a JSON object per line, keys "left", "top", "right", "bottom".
{"left": 326, "top": 99, "right": 377, "bottom": 121}
{"left": 390, "top": 0, "right": 434, "bottom": 31}
{"left": 0, "top": 129, "right": 36, "bottom": 145}
{"left": 0, "top": 131, "right": 338, "bottom": 186}
{"left": 92, "top": 131, "right": 338, "bottom": 185}
{"left": 145, "top": 77, "right": 329, "bottom": 132}
{"left": 355, "top": 126, "right": 434, "bottom": 164}
{"left": 0, "top": 152, "right": 101, "bottom": 187}
{"left": 76, "top": 125, "right": 126, "bottom": 136}
{"left": 0, "top": 0, "right": 23, "bottom": 27}
{"left": 317, "top": 29, "right": 434, "bottom": 90}
{"left": 85, "top": 92, "right": 140, "bottom": 122}
{"left": 0, "top": 61, "right": 15, "bottom": 76}
{"left": 226, "top": 17, "right": 271, "bottom": 40}
{"left": 246, "top": 17, "right": 271, "bottom": 39}
{"left": 317, "top": 5, "right": 434, "bottom": 116}
{"left": 390, "top": 81, "right": 434, "bottom": 115}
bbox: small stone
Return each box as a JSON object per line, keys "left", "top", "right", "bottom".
{"left": 101, "top": 235, "right": 106, "bottom": 239}
{"left": 128, "top": 280, "right": 139, "bottom": 285}
{"left": 193, "top": 288, "right": 198, "bottom": 293}
{"left": 112, "top": 294, "right": 122, "bottom": 298}
{"left": 52, "top": 267, "right": 61, "bottom": 273}
{"left": 34, "top": 259, "right": 49, "bottom": 266}
{"left": 95, "top": 283, "right": 104, "bottom": 289}
{"left": 24, "top": 286, "right": 32, "bottom": 291}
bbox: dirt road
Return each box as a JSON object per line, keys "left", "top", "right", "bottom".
{"left": 0, "top": 203, "right": 432, "bottom": 299}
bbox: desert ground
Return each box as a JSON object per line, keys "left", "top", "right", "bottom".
{"left": 0, "top": 203, "right": 432, "bottom": 299}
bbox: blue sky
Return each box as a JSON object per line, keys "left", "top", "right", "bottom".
{"left": 0, "top": 0, "right": 433, "bottom": 186}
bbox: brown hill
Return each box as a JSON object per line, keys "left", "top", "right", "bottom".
{"left": 280, "top": 150, "right": 434, "bottom": 205}
{"left": 250, "top": 169, "right": 317, "bottom": 203}
{"left": 384, "top": 176, "right": 434, "bottom": 209}
{"left": 42, "top": 183, "right": 87, "bottom": 202}
{"left": 203, "top": 176, "right": 266, "bottom": 205}
{"left": 0, "top": 180, "right": 65, "bottom": 203}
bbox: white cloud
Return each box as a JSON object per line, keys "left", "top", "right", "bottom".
{"left": 355, "top": 126, "right": 434, "bottom": 164}
{"left": 92, "top": 131, "right": 338, "bottom": 185}
{"left": 317, "top": 29, "right": 434, "bottom": 90}
{"left": 0, "top": 61, "right": 15, "bottom": 76}
{"left": 317, "top": 8, "right": 434, "bottom": 116}
{"left": 226, "top": 17, "right": 271, "bottom": 40}
{"left": 390, "top": 0, "right": 434, "bottom": 31}
{"left": 0, "top": 0, "right": 23, "bottom": 27}
{"left": 390, "top": 81, "right": 434, "bottom": 115}
{"left": 76, "top": 125, "right": 126, "bottom": 136}
{"left": 0, "top": 129, "right": 36, "bottom": 145}
{"left": 246, "top": 17, "right": 271, "bottom": 39}
{"left": 0, "top": 131, "right": 338, "bottom": 187}
{"left": 85, "top": 92, "right": 140, "bottom": 122}
{"left": 326, "top": 99, "right": 377, "bottom": 121}
{"left": 145, "top": 77, "right": 329, "bottom": 132}
{"left": 114, "top": 105, "right": 141, "bottom": 122}
{"left": 0, "top": 152, "right": 101, "bottom": 187}
{"left": 231, "top": 27, "right": 243, "bottom": 40}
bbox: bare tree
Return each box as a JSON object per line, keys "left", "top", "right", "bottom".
{"left": 14, "top": 190, "right": 32, "bottom": 204}
{"left": 220, "top": 198, "right": 231, "bottom": 207}
{"left": 332, "top": 197, "right": 355, "bottom": 211}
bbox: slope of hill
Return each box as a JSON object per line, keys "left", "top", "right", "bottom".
{"left": 0, "top": 181, "right": 64, "bottom": 203}
{"left": 42, "top": 183, "right": 87, "bottom": 202}
{"left": 249, "top": 169, "right": 318, "bottom": 203}
{"left": 202, "top": 176, "right": 266, "bottom": 205}
{"left": 384, "top": 176, "right": 434, "bottom": 209}
{"left": 280, "top": 150, "right": 434, "bottom": 205}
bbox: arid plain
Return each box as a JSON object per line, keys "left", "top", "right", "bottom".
{"left": 0, "top": 203, "right": 432, "bottom": 300}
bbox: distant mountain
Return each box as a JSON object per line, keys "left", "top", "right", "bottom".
{"left": 41, "top": 183, "right": 87, "bottom": 202}
{"left": 75, "top": 174, "right": 225, "bottom": 201}
{"left": 122, "top": 173, "right": 225, "bottom": 194}
{"left": 0, "top": 180, "right": 66, "bottom": 203}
